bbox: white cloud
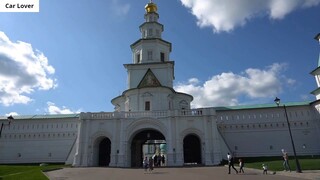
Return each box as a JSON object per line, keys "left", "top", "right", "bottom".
{"left": 46, "top": 102, "right": 81, "bottom": 114}
{"left": 180, "top": 0, "right": 320, "bottom": 32}
{"left": 174, "top": 63, "right": 294, "bottom": 108}
{"left": 111, "top": 0, "right": 130, "bottom": 16}
{"left": 5, "top": 112, "right": 19, "bottom": 117}
{"left": 0, "top": 31, "right": 57, "bottom": 106}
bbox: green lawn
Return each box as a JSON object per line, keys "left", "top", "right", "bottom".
{"left": 0, "top": 164, "right": 67, "bottom": 180}
{"left": 242, "top": 156, "right": 320, "bottom": 171}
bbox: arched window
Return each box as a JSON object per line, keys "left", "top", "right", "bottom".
{"left": 145, "top": 101, "right": 150, "bottom": 111}
{"left": 179, "top": 100, "right": 188, "bottom": 110}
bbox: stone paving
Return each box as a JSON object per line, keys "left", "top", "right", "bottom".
{"left": 45, "top": 166, "right": 320, "bottom": 180}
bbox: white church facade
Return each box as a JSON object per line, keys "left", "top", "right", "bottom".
{"left": 0, "top": 2, "right": 320, "bottom": 167}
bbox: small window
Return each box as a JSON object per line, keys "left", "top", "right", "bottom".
{"left": 147, "top": 51, "right": 152, "bottom": 60}
{"left": 137, "top": 53, "right": 141, "bottom": 63}
{"left": 148, "top": 28, "right": 153, "bottom": 36}
{"left": 144, "top": 30, "right": 147, "bottom": 38}
{"left": 160, "top": 52, "right": 165, "bottom": 62}
{"left": 145, "top": 101, "right": 150, "bottom": 111}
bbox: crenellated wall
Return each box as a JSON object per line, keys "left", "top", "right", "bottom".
{"left": 216, "top": 103, "right": 320, "bottom": 157}
{"left": 0, "top": 115, "right": 79, "bottom": 164}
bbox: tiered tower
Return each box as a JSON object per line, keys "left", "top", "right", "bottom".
{"left": 310, "top": 33, "right": 320, "bottom": 99}
{"left": 112, "top": 1, "right": 193, "bottom": 112}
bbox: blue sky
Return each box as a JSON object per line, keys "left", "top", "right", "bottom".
{"left": 0, "top": 0, "right": 320, "bottom": 116}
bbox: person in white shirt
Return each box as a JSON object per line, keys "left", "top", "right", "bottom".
{"left": 262, "top": 164, "right": 268, "bottom": 174}
{"left": 227, "top": 153, "right": 238, "bottom": 174}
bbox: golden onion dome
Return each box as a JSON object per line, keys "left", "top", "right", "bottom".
{"left": 145, "top": 2, "right": 157, "bottom": 13}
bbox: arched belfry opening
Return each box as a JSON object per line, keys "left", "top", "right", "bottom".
{"left": 130, "top": 129, "right": 166, "bottom": 167}
{"left": 94, "top": 137, "right": 111, "bottom": 167}
{"left": 183, "top": 134, "right": 201, "bottom": 165}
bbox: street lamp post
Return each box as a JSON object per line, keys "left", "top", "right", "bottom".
{"left": 274, "top": 97, "right": 302, "bottom": 173}
{"left": 0, "top": 115, "right": 13, "bottom": 138}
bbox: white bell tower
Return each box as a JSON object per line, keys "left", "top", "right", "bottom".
{"left": 127, "top": 1, "right": 173, "bottom": 88}
{"left": 111, "top": 1, "right": 193, "bottom": 112}
{"left": 311, "top": 33, "right": 320, "bottom": 99}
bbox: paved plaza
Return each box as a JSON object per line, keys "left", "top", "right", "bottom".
{"left": 45, "top": 166, "right": 320, "bottom": 180}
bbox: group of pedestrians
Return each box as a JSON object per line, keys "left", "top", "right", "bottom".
{"left": 143, "top": 154, "right": 166, "bottom": 173}
{"left": 227, "top": 153, "right": 244, "bottom": 174}
{"left": 227, "top": 149, "right": 292, "bottom": 175}
{"left": 261, "top": 149, "right": 291, "bottom": 175}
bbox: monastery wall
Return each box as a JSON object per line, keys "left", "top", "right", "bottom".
{"left": 0, "top": 116, "right": 79, "bottom": 164}
{"left": 216, "top": 104, "right": 320, "bottom": 158}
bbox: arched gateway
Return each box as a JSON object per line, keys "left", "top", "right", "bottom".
{"left": 183, "top": 134, "right": 201, "bottom": 165}
{"left": 93, "top": 137, "right": 111, "bottom": 167}
{"left": 130, "top": 129, "right": 165, "bottom": 167}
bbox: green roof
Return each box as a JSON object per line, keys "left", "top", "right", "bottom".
{"left": 0, "top": 114, "right": 80, "bottom": 120}
{"left": 215, "top": 101, "right": 312, "bottom": 111}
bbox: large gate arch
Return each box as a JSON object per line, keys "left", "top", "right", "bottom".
{"left": 126, "top": 118, "right": 167, "bottom": 167}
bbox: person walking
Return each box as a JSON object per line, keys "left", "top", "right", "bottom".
{"left": 143, "top": 157, "right": 148, "bottom": 172}
{"left": 161, "top": 154, "right": 165, "bottom": 166}
{"left": 282, "top": 152, "right": 291, "bottom": 172}
{"left": 238, "top": 158, "right": 244, "bottom": 173}
{"left": 148, "top": 157, "right": 154, "bottom": 172}
{"left": 227, "top": 153, "right": 238, "bottom": 174}
{"left": 153, "top": 154, "right": 158, "bottom": 167}
{"left": 262, "top": 164, "right": 268, "bottom": 174}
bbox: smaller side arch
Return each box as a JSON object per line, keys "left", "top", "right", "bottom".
{"left": 183, "top": 134, "right": 201, "bottom": 165}
{"left": 90, "top": 131, "right": 113, "bottom": 167}
{"left": 180, "top": 129, "right": 204, "bottom": 165}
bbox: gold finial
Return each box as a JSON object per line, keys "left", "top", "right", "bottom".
{"left": 145, "top": 1, "right": 157, "bottom": 13}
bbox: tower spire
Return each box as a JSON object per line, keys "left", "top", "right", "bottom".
{"left": 314, "top": 33, "right": 320, "bottom": 67}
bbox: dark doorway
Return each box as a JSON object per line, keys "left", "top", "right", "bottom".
{"left": 183, "top": 134, "right": 201, "bottom": 165}
{"left": 99, "top": 137, "right": 111, "bottom": 166}
{"left": 131, "top": 130, "right": 165, "bottom": 167}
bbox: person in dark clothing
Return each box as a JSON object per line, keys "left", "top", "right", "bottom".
{"left": 227, "top": 153, "right": 238, "bottom": 174}
{"left": 161, "top": 154, "right": 165, "bottom": 166}
{"left": 153, "top": 154, "right": 158, "bottom": 166}
{"left": 148, "top": 157, "right": 154, "bottom": 172}
{"left": 239, "top": 158, "right": 244, "bottom": 173}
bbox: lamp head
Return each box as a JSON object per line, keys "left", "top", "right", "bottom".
{"left": 274, "top": 97, "right": 280, "bottom": 106}
{"left": 7, "top": 115, "right": 14, "bottom": 125}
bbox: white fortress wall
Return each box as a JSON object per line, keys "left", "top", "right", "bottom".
{"left": 0, "top": 115, "right": 79, "bottom": 164}
{"left": 216, "top": 103, "right": 320, "bottom": 158}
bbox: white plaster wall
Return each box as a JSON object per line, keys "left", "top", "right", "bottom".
{"left": 0, "top": 118, "right": 79, "bottom": 164}
{"left": 113, "top": 87, "right": 192, "bottom": 112}
{"left": 216, "top": 105, "right": 320, "bottom": 158}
